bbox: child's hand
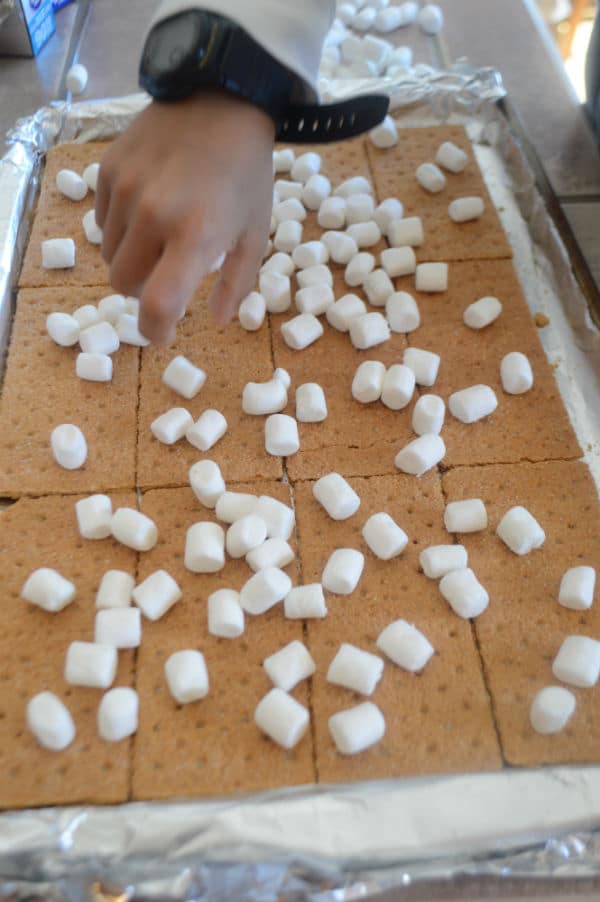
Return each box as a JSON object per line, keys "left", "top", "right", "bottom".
{"left": 96, "top": 91, "right": 275, "bottom": 343}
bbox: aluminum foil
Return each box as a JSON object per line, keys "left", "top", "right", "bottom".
{"left": 2, "top": 66, "right": 600, "bottom": 900}
{"left": 0, "top": 0, "right": 14, "bottom": 28}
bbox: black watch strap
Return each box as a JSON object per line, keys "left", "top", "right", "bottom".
{"left": 276, "top": 94, "right": 390, "bottom": 144}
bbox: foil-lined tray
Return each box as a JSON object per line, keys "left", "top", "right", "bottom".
{"left": 1, "top": 67, "right": 600, "bottom": 900}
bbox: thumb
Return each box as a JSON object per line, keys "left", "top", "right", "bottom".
{"left": 208, "top": 230, "right": 266, "bottom": 327}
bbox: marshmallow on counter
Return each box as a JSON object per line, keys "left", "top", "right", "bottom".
{"left": 346, "top": 220, "right": 382, "bottom": 249}
{"left": 96, "top": 570, "right": 135, "bottom": 609}
{"left": 132, "top": 569, "right": 182, "bottom": 621}
{"left": 449, "top": 196, "right": 485, "bottom": 223}
{"left": 363, "top": 512, "right": 408, "bottom": 560}
{"left": 47, "top": 311, "right": 80, "bottom": 347}
{"left": 95, "top": 606, "right": 142, "bottom": 648}
{"left": 322, "top": 548, "right": 364, "bottom": 594}
{"left": 302, "top": 173, "right": 332, "bottom": 210}
{"left": 42, "top": 238, "right": 75, "bottom": 270}
{"left": 552, "top": 635, "right": 600, "bottom": 688}
{"left": 412, "top": 394, "right": 445, "bottom": 435}
{"left": 415, "top": 262, "right": 448, "bottom": 292}
{"left": 439, "top": 568, "right": 489, "bottom": 619}
{"left": 82, "top": 209, "right": 103, "bottom": 245}
{"left": 240, "top": 566, "right": 292, "bottom": 615}
{"left": 353, "top": 7, "right": 377, "bottom": 30}
{"left": 496, "top": 506, "right": 545, "bottom": 556}
{"left": 381, "top": 246, "right": 417, "bottom": 278}
{"left": 165, "top": 650, "right": 209, "bottom": 703}
{"left": 418, "top": 3, "right": 444, "bottom": 33}
{"left": 21, "top": 567, "right": 75, "bottom": 612}
{"left": 56, "top": 168, "right": 88, "bottom": 201}
{"left": 246, "top": 537, "right": 295, "bottom": 573}
{"left": 265, "top": 413, "right": 300, "bottom": 456}
{"left": 334, "top": 175, "right": 372, "bottom": 198}
{"left": 275, "top": 179, "right": 303, "bottom": 201}
{"left": 321, "top": 230, "right": 358, "bottom": 265}
{"left": 349, "top": 311, "right": 390, "bottom": 349}
{"left": 208, "top": 588, "right": 245, "bottom": 638}
{"left": 403, "top": 347, "right": 440, "bottom": 386}
{"left": 162, "top": 355, "right": 206, "bottom": 399}
{"left": 261, "top": 252, "right": 295, "bottom": 276}
{"left": 386, "top": 291, "right": 420, "bottom": 333}
{"left": 66, "top": 62, "right": 88, "bottom": 94}
{"left": 186, "top": 409, "right": 228, "bottom": 452}
{"left": 273, "top": 148, "right": 295, "bottom": 173}
{"left": 281, "top": 313, "right": 324, "bottom": 350}
{"left": 327, "top": 643, "right": 384, "bottom": 695}
{"left": 329, "top": 702, "right": 385, "bottom": 755}
{"left": 255, "top": 687, "right": 309, "bottom": 749}
{"left": 394, "top": 433, "right": 446, "bottom": 476}
{"left": 295, "top": 283, "right": 334, "bottom": 316}
{"left": 345, "top": 251, "right": 375, "bottom": 287}
{"left": 27, "top": 692, "right": 75, "bottom": 751}
{"left": 291, "top": 151, "right": 321, "bottom": 183}
{"left": 98, "top": 687, "right": 139, "bottom": 742}
{"left": 292, "top": 240, "right": 329, "bottom": 270}
{"left": 369, "top": 114, "right": 398, "bottom": 148}
{"left": 318, "top": 196, "right": 347, "bottom": 230}
{"left": 448, "top": 384, "right": 497, "bottom": 423}
{"left": 184, "top": 522, "right": 225, "bottom": 573}
{"left": 76, "top": 352, "right": 112, "bottom": 383}
{"left": 352, "top": 360, "right": 386, "bottom": 404}
{"left": 151, "top": 407, "right": 194, "bottom": 445}
{"left": 444, "top": 498, "right": 488, "bottom": 534}
{"left": 398, "top": 1, "right": 419, "bottom": 24}
{"left": 215, "top": 491, "right": 258, "bottom": 523}
{"left": 363, "top": 269, "right": 394, "bottom": 307}
{"left": 326, "top": 293, "right": 367, "bottom": 332}
{"left": 373, "top": 198, "right": 404, "bottom": 235}
{"left": 416, "top": 162, "right": 446, "bottom": 193}
{"left": 79, "top": 321, "right": 120, "bottom": 356}
{"left": 377, "top": 619, "right": 434, "bottom": 671}
{"left": 345, "top": 193, "right": 375, "bottom": 225}
{"left": 116, "top": 313, "right": 150, "bottom": 347}
{"left": 97, "top": 293, "right": 127, "bottom": 325}
{"left": 297, "top": 263, "right": 333, "bottom": 289}
{"left": 559, "top": 566, "right": 596, "bottom": 611}
{"left": 51, "top": 423, "right": 87, "bottom": 470}
{"left": 226, "top": 514, "right": 267, "bottom": 559}
{"left": 255, "top": 494, "right": 295, "bottom": 540}
{"left": 189, "top": 459, "right": 226, "bottom": 508}
{"left": 83, "top": 162, "right": 100, "bottom": 192}
{"left": 263, "top": 639, "right": 316, "bottom": 691}
{"left": 273, "top": 220, "right": 303, "bottom": 254}
{"left": 387, "top": 216, "right": 424, "bottom": 248}
{"left": 111, "top": 507, "right": 158, "bottom": 552}
{"left": 530, "top": 686, "right": 576, "bottom": 735}
{"left": 374, "top": 5, "right": 404, "bottom": 31}
{"left": 500, "top": 352, "right": 534, "bottom": 395}
{"left": 463, "top": 296, "right": 502, "bottom": 329}
{"left": 313, "top": 472, "right": 360, "bottom": 520}
{"left": 296, "top": 382, "right": 327, "bottom": 422}
{"left": 65, "top": 640, "right": 117, "bottom": 689}
{"left": 273, "top": 197, "right": 306, "bottom": 225}
{"left": 242, "top": 378, "right": 288, "bottom": 416}
{"left": 436, "top": 140, "right": 469, "bottom": 173}
{"left": 75, "top": 493, "right": 112, "bottom": 539}
{"left": 284, "top": 583, "right": 327, "bottom": 619}
{"left": 381, "top": 364, "right": 416, "bottom": 410}
{"left": 420, "top": 544, "right": 468, "bottom": 579}
{"left": 259, "top": 271, "right": 292, "bottom": 313}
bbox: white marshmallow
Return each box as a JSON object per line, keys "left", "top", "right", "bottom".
{"left": 352, "top": 360, "right": 386, "bottom": 403}
{"left": 208, "top": 588, "right": 245, "bottom": 638}
{"left": 265, "top": 414, "right": 300, "bottom": 456}
{"left": 412, "top": 394, "right": 445, "bottom": 435}
{"left": 51, "top": 423, "right": 87, "bottom": 470}
{"left": 96, "top": 570, "right": 135, "bottom": 609}
{"left": 349, "top": 311, "right": 390, "bottom": 349}
{"left": 261, "top": 252, "right": 295, "bottom": 276}
{"left": 75, "top": 493, "right": 112, "bottom": 539}
{"left": 403, "top": 347, "right": 440, "bottom": 386}
{"left": 318, "top": 196, "right": 347, "bottom": 229}
{"left": 334, "top": 176, "right": 372, "bottom": 198}
{"left": 98, "top": 687, "right": 138, "bottom": 742}
{"left": 326, "top": 294, "right": 367, "bottom": 332}
{"left": 73, "top": 304, "right": 100, "bottom": 330}
{"left": 242, "top": 378, "right": 288, "bottom": 415}
{"left": 259, "top": 271, "right": 292, "bottom": 313}
{"left": 329, "top": 702, "right": 385, "bottom": 755}
{"left": 374, "top": 6, "right": 404, "bottom": 31}
{"left": 83, "top": 162, "right": 101, "bottom": 191}
{"left": 496, "top": 506, "right": 546, "bottom": 555}
{"left": 111, "top": 508, "right": 158, "bottom": 551}
{"left": 215, "top": 491, "right": 258, "bottom": 523}
{"left": 162, "top": 355, "right": 206, "bottom": 399}
{"left": 420, "top": 545, "right": 468, "bottom": 579}
{"left": 291, "top": 151, "right": 321, "bottom": 183}
{"left": 302, "top": 174, "right": 331, "bottom": 210}
{"left": 284, "top": 584, "right": 327, "bottom": 619}
{"left": 47, "top": 311, "right": 80, "bottom": 346}
{"left": 273, "top": 148, "right": 295, "bottom": 173}
{"left": 273, "top": 366, "right": 292, "bottom": 389}
{"left": 394, "top": 433, "right": 446, "bottom": 476}
{"left": 439, "top": 568, "right": 489, "bottom": 618}
{"left": 369, "top": 115, "right": 398, "bottom": 148}
{"left": 388, "top": 45, "right": 413, "bottom": 68}
{"left": 313, "top": 472, "right": 360, "bottom": 520}
{"left": 500, "top": 352, "right": 534, "bottom": 395}
{"left": 328, "top": 643, "right": 384, "bottom": 696}
{"left": 273, "top": 197, "right": 306, "bottom": 225}
{"left": 418, "top": 3, "right": 444, "bottom": 32}
{"left": 296, "top": 263, "right": 333, "bottom": 289}
{"left": 346, "top": 221, "right": 381, "bottom": 249}
{"left": 79, "top": 321, "right": 120, "bottom": 356}
{"left": 398, "top": 0, "right": 419, "bottom": 22}
{"left": 463, "top": 296, "right": 502, "bottom": 329}
{"left": 240, "top": 567, "right": 292, "bottom": 615}
{"left": 346, "top": 193, "right": 375, "bottom": 225}
{"left": 381, "top": 246, "right": 417, "bottom": 278}
{"left": 65, "top": 641, "right": 117, "bottom": 689}
{"left": 255, "top": 495, "right": 295, "bottom": 540}
{"left": 186, "top": 409, "right": 228, "bottom": 452}
{"left": 321, "top": 230, "right": 358, "bottom": 264}
{"left": 377, "top": 619, "right": 434, "bottom": 671}
{"left": 322, "top": 548, "right": 364, "bottom": 594}
{"left": 116, "top": 313, "right": 150, "bottom": 346}
{"left": 42, "top": 238, "right": 75, "bottom": 269}
{"left": 559, "top": 566, "right": 596, "bottom": 611}
{"left": 373, "top": 198, "right": 404, "bottom": 235}
{"left": 97, "top": 293, "right": 126, "bottom": 325}
{"left": 552, "top": 635, "right": 600, "bottom": 688}
{"left": 363, "top": 269, "right": 394, "bottom": 307}
{"left": 296, "top": 382, "right": 327, "bottom": 422}
{"left": 353, "top": 7, "right": 376, "bottom": 29}
{"left": 416, "top": 162, "right": 446, "bottom": 193}
{"left": 444, "top": 498, "right": 488, "bottom": 533}
{"left": 449, "top": 196, "right": 485, "bottom": 222}
{"left": 124, "top": 297, "right": 139, "bottom": 316}
{"left": 415, "top": 262, "right": 448, "bottom": 292}
{"left": 56, "top": 168, "right": 88, "bottom": 201}
{"left": 151, "top": 407, "right": 194, "bottom": 445}
{"left": 345, "top": 252, "right": 375, "bottom": 287}
{"left": 363, "top": 512, "right": 408, "bottom": 560}
{"left": 338, "top": 2, "right": 357, "bottom": 26}
{"left": 292, "top": 240, "right": 329, "bottom": 270}
{"left": 132, "top": 569, "right": 182, "bottom": 620}
{"left": 82, "top": 209, "right": 103, "bottom": 244}
{"left": 295, "top": 284, "right": 334, "bottom": 316}
{"left": 27, "top": 691, "right": 75, "bottom": 751}
{"left": 274, "top": 220, "right": 303, "bottom": 255}
{"left": 21, "top": 567, "right": 75, "bottom": 612}
{"left": 255, "top": 688, "right": 309, "bottom": 749}
{"left": 189, "top": 460, "right": 226, "bottom": 508}
{"left": 66, "top": 62, "right": 88, "bottom": 94}
{"left": 530, "top": 686, "right": 576, "bottom": 735}
{"left": 165, "top": 650, "right": 209, "bottom": 703}
{"left": 275, "top": 179, "right": 303, "bottom": 201}
{"left": 436, "top": 141, "right": 469, "bottom": 173}
{"left": 386, "top": 291, "right": 420, "bottom": 333}
{"left": 246, "top": 538, "right": 295, "bottom": 572}
{"left": 381, "top": 364, "right": 415, "bottom": 410}
{"left": 184, "top": 522, "right": 225, "bottom": 573}
{"left": 95, "top": 607, "right": 141, "bottom": 648}
{"left": 226, "top": 514, "right": 267, "bottom": 559}
{"left": 388, "top": 217, "right": 424, "bottom": 248}
{"left": 449, "top": 384, "right": 498, "bottom": 423}
{"left": 264, "top": 640, "right": 316, "bottom": 691}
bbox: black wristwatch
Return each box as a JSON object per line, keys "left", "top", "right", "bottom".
{"left": 140, "top": 9, "right": 390, "bottom": 143}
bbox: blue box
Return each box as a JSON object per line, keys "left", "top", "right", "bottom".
{"left": 0, "top": 0, "right": 56, "bottom": 57}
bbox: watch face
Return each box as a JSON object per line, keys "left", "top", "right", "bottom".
{"left": 144, "top": 13, "right": 204, "bottom": 78}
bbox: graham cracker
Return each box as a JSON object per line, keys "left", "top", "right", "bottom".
{"left": 442, "top": 460, "right": 600, "bottom": 767}
{"left": 0, "top": 492, "right": 137, "bottom": 809}
{"left": 35, "top": 142, "right": 110, "bottom": 214}
{"left": 293, "top": 473, "right": 502, "bottom": 782}
{"left": 0, "top": 287, "right": 139, "bottom": 497}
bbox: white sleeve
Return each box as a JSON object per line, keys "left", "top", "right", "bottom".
{"left": 148, "top": 1, "right": 335, "bottom": 101}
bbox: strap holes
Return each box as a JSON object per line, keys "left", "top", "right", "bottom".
{"left": 298, "top": 118, "right": 305, "bottom": 132}
{"left": 325, "top": 117, "right": 332, "bottom": 131}
{"left": 312, "top": 118, "right": 319, "bottom": 132}
{"left": 350, "top": 113, "right": 356, "bottom": 126}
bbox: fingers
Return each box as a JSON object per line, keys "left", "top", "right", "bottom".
{"left": 208, "top": 230, "right": 266, "bottom": 327}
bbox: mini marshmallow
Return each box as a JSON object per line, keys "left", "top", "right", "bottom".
{"left": 56, "top": 169, "right": 88, "bottom": 201}
{"left": 444, "top": 498, "right": 488, "bottom": 533}
{"left": 326, "top": 294, "right": 367, "bottom": 332}
{"left": 255, "top": 495, "right": 295, "bottom": 540}
{"left": 530, "top": 686, "right": 576, "bottom": 735}
{"left": 352, "top": 360, "right": 385, "bottom": 404}
{"left": 274, "top": 220, "right": 303, "bottom": 255}
{"left": 111, "top": 508, "right": 158, "bottom": 551}
{"left": 281, "top": 313, "right": 324, "bottom": 349}
{"left": 559, "top": 566, "right": 596, "bottom": 611}
{"left": 162, "top": 355, "right": 206, "bottom": 399}
{"left": 377, "top": 619, "right": 434, "bottom": 671}
{"left": 296, "top": 263, "right": 333, "bottom": 288}
{"left": 189, "top": 460, "right": 226, "bottom": 508}
{"left": 96, "top": 570, "right": 135, "bottom": 609}
{"left": 346, "top": 193, "right": 375, "bottom": 225}
{"left": 226, "top": 514, "right": 267, "bottom": 559}
{"left": 388, "top": 217, "right": 424, "bottom": 248}
{"left": 273, "top": 197, "right": 306, "bottom": 225}
{"left": 97, "top": 294, "right": 126, "bottom": 325}
{"left": 292, "top": 240, "right": 329, "bottom": 270}
{"left": 27, "top": 692, "right": 75, "bottom": 751}
{"left": 439, "top": 568, "right": 489, "bottom": 618}
{"left": 496, "top": 506, "right": 546, "bottom": 555}
{"left": 345, "top": 251, "right": 375, "bottom": 287}
{"left": 95, "top": 607, "right": 141, "bottom": 648}
{"left": 42, "top": 238, "right": 75, "bottom": 269}
{"left": 208, "top": 588, "right": 245, "bottom": 638}
{"left": 65, "top": 641, "right": 117, "bottom": 689}
{"left": 318, "top": 196, "right": 347, "bottom": 229}
{"left": 313, "top": 472, "right": 360, "bottom": 520}
{"left": 363, "top": 269, "right": 394, "bottom": 307}
{"left": 386, "top": 291, "right": 420, "bottom": 333}
{"left": 186, "top": 409, "right": 228, "bottom": 452}
{"left": 436, "top": 141, "right": 469, "bottom": 173}
{"left": 82, "top": 209, "right": 103, "bottom": 244}
{"left": 412, "top": 394, "right": 445, "bottom": 435}
{"left": 327, "top": 643, "right": 384, "bottom": 696}
{"left": 51, "top": 423, "right": 87, "bottom": 470}
{"left": 363, "top": 512, "right": 408, "bottom": 560}
{"left": 449, "top": 384, "right": 498, "bottom": 423}
{"left": 165, "top": 650, "right": 209, "bottom": 703}
{"left": 322, "top": 548, "right": 364, "bottom": 595}
{"left": 259, "top": 271, "right": 292, "bottom": 313}
{"left": 370, "top": 115, "right": 398, "bottom": 148}
{"left": 73, "top": 304, "right": 100, "bottom": 330}
{"left": 242, "top": 378, "right": 288, "bottom": 415}
{"left": 246, "top": 538, "right": 295, "bottom": 572}
{"left": 416, "top": 162, "right": 446, "bottom": 193}
{"left": 296, "top": 382, "right": 327, "bottom": 422}
{"left": 264, "top": 640, "right": 316, "bottom": 691}
{"left": 291, "top": 151, "right": 321, "bottom": 183}
{"left": 381, "top": 364, "right": 415, "bottom": 410}
{"left": 321, "top": 230, "right": 358, "bottom": 264}
{"left": 552, "top": 635, "right": 600, "bottom": 688}
{"left": 463, "top": 296, "right": 502, "bottom": 329}
{"left": 75, "top": 493, "right": 112, "bottom": 539}
{"left": 21, "top": 567, "right": 75, "bottom": 612}
{"left": 215, "top": 491, "right": 258, "bottom": 523}
{"left": 275, "top": 179, "right": 303, "bottom": 201}
{"left": 394, "top": 433, "right": 446, "bottom": 476}
{"left": 295, "top": 284, "right": 334, "bottom": 316}
{"left": 116, "top": 313, "right": 150, "bottom": 346}
{"left": 261, "top": 252, "right": 295, "bottom": 276}
{"left": 334, "top": 176, "right": 372, "bottom": 198}
{"left": 255, "top": 688, "right": 309, "bottom": 749}
{"left": 349, "top": 312, "right": 390, "bottom": 349}
{"left": 374, "top": 6, "right": 404, "bottom": 30}
{"left": 381, "top": 246, "right": 417, "bottom": 278}
{"left": 265, "top": 414, "right": 300, "bottom": 456}
{"left": 449, "top": 196, "right": 485, "bottom": 223}
{"left": 347, "top": 221, "right": 381, "bottom": 249}
{"left": 284, "top": 584, "right": 327, "bottom": 619}
{"left": 98, "top": 687, "right": 138, "bottom": 742}
{"left": 79, "top": 321, "right": 120, "bottom": 356}
{"left": 403, "top": 347, "right": 440, "bottom": 386}
{"left": 124, "top": 297, "right": 139, "bottom": 316}
{"left": 420, "top": 545, "right": 468, "bottom": 579}
{"left": 418, "top": 3, "right": 444, "bottom": 32}
{"left": 329, "top": 702, "right": 385, "bottom": 755}
{"left": 47, "top": 311, "right": 80, "bottom": 346}
{"left": 337, "top": 3, "right": 357, "bottom": 26}
{"left": 151, "top": 407, "right": 194, "bottom": 445}
{"left": 302, "top": 174, "right": 331, "bottom": 210}
{"left": 273, "top": 148, "right": 295, "bottom": 172}
{"left": 132, "top": 569, "right": 182, "bottom": 620}
{"left": 500, "top": 352, "right": 534, "bottom": 395}
{"left": 184, "top": 522, "right": 225, "bottom": 573}
{"left": 353, "top": 7, "right": 376, "bottom": 30}
{"left": 83, "top": 162, "right": 100, "bottom": 191}
{"left": 240, "top": 567, "right": 292, "bottom": 615}
{"left": 66, "top": 62, "right": 88, "bottom": 94}
{"left": 415, "top": 262, "right": 448, "bottom": 292}
{"left": 398, "top": 0, "right": 419, "bottom": 23}
{"left": 373, "top": 198, "right": 404, "bottom": 235}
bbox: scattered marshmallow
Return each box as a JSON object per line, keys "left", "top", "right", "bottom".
{"left": 386, "top": 291, "right": 420, "bottom": 334}
{"left": 394, "top": 433, "right": 446, "bottom": 476}
{"left": 56, "top": 169, "right": 88, "bottom": 201}
{"left": 96, "top": 570, "right": 135, "bottom": 609}
{"left": 559, "top": 566, "right": 596, "bottom": 611}
{"left": 274, "top": 220, "right": 303, "bottom": 254}
{"left": 264, "top": 639, "right": 316, "bottom": 691}
{"left": 281, "top": 313, "right": 324, "bottom": 351}
{"left": 352, "top": 360, "right": 386, "bottom": 403}
{"left": 261, "top": 252, "right": 295, "bottom": 276}
{"left": 322, "top": 548, "right": 364, "bottom": 595}
{"left": 500, "top": 352, "right": 534, "bottom": 395}
{"left": 27, "top": 692, "right": 75, "bottom": 751}
{"left": 132, "top": 569, "right": 182, "bottom": 621}
{"left": 189, "top": 459, "right": 226, "bottom": 508}
{"left": 416, "top": 162, "right": 446, "bottom": 194}
{"left": 415, "top": 262, "right": 448, "bottom": 292}
{"left": 530, "top": 686, "right": 576, "bottom": 735}
{"left": 116, "top": 313, "right": 150, "bottom": 346}
{"left": 388, "top": 217, "right": 424, "bottom": 248}
{"left": 76, "top": 351, "right": 111, "bottom": 382}
{"left": 449, "top": 196, "right": 485, "bottom": 223}
{"left": 327, "top": 643, "right": 384, "bottom": 695}
{"left": 208, "top": 588, "right": 245, "bottom": 638}
{"left": 436, "top": 141, "right": 469, "bottom": 173}
{"left": 255, "top": 688, "right": 309, "bottom": 749}
{"left": 329, "top": 702, "right": 385, "bottom": 755}
{"left": 162, "top": 355, "right": 206, "bottom": 399}
{"left": 265, "top": 414, "right": 300, "bottom": 456}
{"left": 363, "top": 512, "right": 408, "bottom": 560}
{"left": 444, "top": 498, "right": 488, "bottom": 533}
{"left": 552, "top": 635, "right": 600, "bottom": 688}
{"left": 240, "top": 567, "right": 292, "bottom": 615}
{"left": 496, "top": 506, "right": 545, "bottom": 555}
{"left": 51, "top": 423, "right": 87, "bottom": 470}
{"left": 226, "top": 514, "right": 267, "bottom": 559}
{"left": 273, "top": 148, "right": 295, "bottom": 172}
{"left": 42, "top": 238, "right": 75, "bottom": 269}
{"left": 246, "top": 537, "right": 295, "bottom": 572}
{"left": 321, "top": 230, "right": 358, "bottom": 264}
{"left": 184, "top": 522, "right": 225, "bottom": 573}
{"left": 275, "top": 179, "right": 303, "bottom": 201}
{"left": 46, "top": 311, "right": 80, "bottom": 347}
{"left": 403, "top": 347, "right": 440, "bottom": 386}
{"left": 186, "top": 409, "right": 228, "bottom": 452}
{"left": 76, "top": 493, "right": 112, "bottom": 539}
{"left": 334, "top": 176, "right": 372, "bottom": 198}
{"left": 377, "top": 619, "right": 434, "bottom": 671}
{"left": 345, "top": 251, "right": 375, "bottom": 287}
{"left": 151, "top": 407, "right": 194, "bottom": 445}
{"left": 73, "top": 304, "right": 100, "bottom": 330}
{"left": 418, "top": 4, "right": 444, "bottom": 34}
{"left": 83, "top": 162, "right": 100, "bottom": 191}
{"left": 347, "top": 220, "right": 381, "bottom": 249}
{"left": 98, "top": 687, "right": 139, "bottom": 742}
{"left": 291, "top": 151, "right": 321, "bottom": 183}
{"left": 363, "top": 269, "right": 394, "bottom": 307}
{"left": 165, "top": 650, "right": 209, "bottom": 703}
{"left": 215, "top": 491, "right": 258, "bottom": 523}
{"left": 242, "top": 378, "right": 287, "bottom": 416}
{"left": 295, "top": 283, "right": 334, "bottom": 316}
{"left": 374, "top": 6, "right": 405, "bottom": 31}
{"left": 412, "top": 394, "right": 445, "bottom": 435}
{"left": 66, "top": 62, "right": 88, "bottom": 94}
{"left": 297, "top": 263, "right": 333, "bottom": 288}
{"left": 439, "top": 568, "right": 489, "bottom": 618}
{"left": 65, "top": 641, "right": 117, "bottom": 689}
{"left": 463, "top": 296, "right": 502, "bottom": 329}
{"left": 381, "top": 364, "right": 416, "bottom": 410}
{"left": 79, "top": 321, "right": 120, "bottom": 356}
{"left": 449, "top": 384, "right": 498, "bottom": 423}
{"left": 345, "top": 193, "right": 375, "bottom": 225}
{"left": 369, "top": 115, "right": 398, "bottom": 148}
{"left": 95, "top": 607, "right": 141, "bottom": 648}
{"left": 420, "top": 545, "right": 468, "bottom": 579}
{"left": 284, "top": 584, "right": 327, "bottom": 619}
{"left": 259, "top": 271, "right": 292, "bottom": 313}
{"left": 318, "top": 196, "right": 347, "bottom": 229}
{"left": 273, "top": 197, "right": 306, "bottom": 225}
{"left": 349, "top": 311, "right": 390, "bottom": 349}
{"left": 82, "top": 209, "right": 103, "bottom": 244}
{"left": 313, "top": 472, "right": 360, "bottom": 520}
{"left": 255, "top": 495, "right": 295, "bottom": 540}
{"left": 353, "top": 7, "right": 376, "bottom": 30}
{"left": 111, "top": 507, "right": 158, "bottom": 552}
{"left": 292, "top": 240, "right": 329, "bottom": 270}
{"left": 303, "top": 173, "right": 332, "bottom": 209}
{"left": 381, "top": 246, "right": 417, "bottom": 278}
{"left": 374, "top": 198, "right": 404, "bottom": 235}
{"left": 21, "top": 567, "right": 75, "bottom": 612}
{"left": 274, "top": 366, "right": 291, "bottom": 389}
{"left": 296, "top": 382, "right": 327, "bottom": 422}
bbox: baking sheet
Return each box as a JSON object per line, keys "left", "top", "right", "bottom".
{"left": 1, "top": 66, "right": 600, "bottom": 900}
